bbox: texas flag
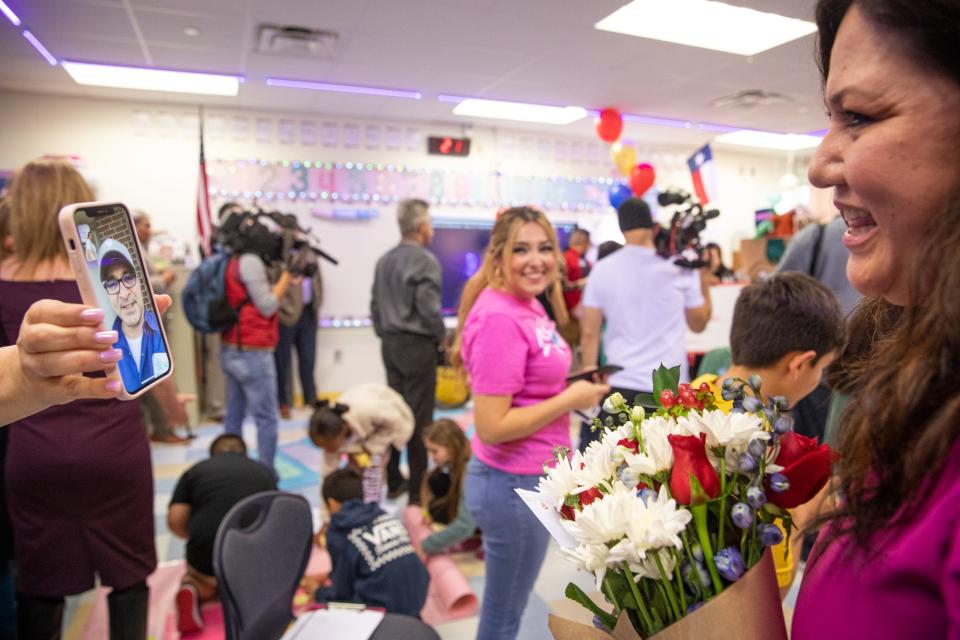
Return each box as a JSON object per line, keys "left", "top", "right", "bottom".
{"left": 687, "top": 144, "right": 717, "bottom": 204}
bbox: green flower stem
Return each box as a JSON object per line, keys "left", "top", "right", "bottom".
{"left": 680, "top": 531, "right": 703, "bottom": 589}
{"left": 654, "top": 553, "right": 682, "bottom": 621}
{"left": 602, "top": 577, "right": 622, "bottom": 620}
{"left": 717, "top": 458, "right": 728, "bottom": 550}
{"left": 621, "top": 563, "right": 656, "bottom": 634}
{"left": 691, "top": 503, "right": 724, "bottom": 596}
{"left": 740, "top": 524, "right": 749, "bottom": 561}
{"left": 672, "top": 550, "right": 688, "bottom": 613}
{"left": 649, "top": 601, "right": 664, "bottom": 631}
{"left": 655, "top": 581, "right": 674, "bottom": 624}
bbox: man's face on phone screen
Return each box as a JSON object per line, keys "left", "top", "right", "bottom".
{"left": 104, "top": 263, "right": 144, "bottom": 329}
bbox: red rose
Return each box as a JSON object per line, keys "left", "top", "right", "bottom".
{"left": 668, "top": 433, "right": 721, "bottom": 505}
{"left": 768, "top": 432, "right": 836, "bottom": 509}
{"left": 578, "top": 486, "right": 603, "bottom": 508}
{"left": 617, "top": 437, "right": 640, "bottom": 455}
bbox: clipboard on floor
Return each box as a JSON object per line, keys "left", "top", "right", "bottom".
{"left": 281, "top": 604, "right": 385, "bottom": 640}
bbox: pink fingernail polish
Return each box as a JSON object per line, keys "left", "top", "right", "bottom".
{"left": 80, "top": 308, "right": 104, "bottom": 321}
{"left": 95, "top": 331, "right": 118, "bottom": 344}
{"left": 105, "top": 380, "right": 121, "bottom": 392}
{"left": 99, "top": 349, "right": 122, "bottom": 363}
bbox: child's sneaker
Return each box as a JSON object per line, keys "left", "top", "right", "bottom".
{"left": 176, "top": 584, "right": 204, "bottom": 633}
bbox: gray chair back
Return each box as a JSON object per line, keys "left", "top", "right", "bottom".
{"left": 213, "top": 491, "right": 313, "bottom": 640}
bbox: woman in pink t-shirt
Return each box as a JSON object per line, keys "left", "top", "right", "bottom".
{"left": 451, "top": 207, "right": 609, "bottom": 640}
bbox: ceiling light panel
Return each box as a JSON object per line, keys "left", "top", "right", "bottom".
{"left": 61, "top": 61, "right": 241, "bottom": 96}
{"left": 23, "top": 31, "right": 57, "bottom": 66}
{"left": 266, "top": 78, "right": 421, "bottom": 99}
{"left": 714, "top": 130, "right": 823, "bottom": 151}
{"left": 595, "top": 0, "right": 817, "bottom": 56}
{"left": 447, "top": 97, "right": 587, "bottom": 125}
{"left": 0, "top": 0, "right": 20, "bottom": 26}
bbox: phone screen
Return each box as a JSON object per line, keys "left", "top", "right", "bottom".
{"left": 72, "top": 204, "right": 171, "bottom": 394}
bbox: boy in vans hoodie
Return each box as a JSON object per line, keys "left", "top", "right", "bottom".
{"left": 315, "top": 469, "right": 429, "bottom": 617}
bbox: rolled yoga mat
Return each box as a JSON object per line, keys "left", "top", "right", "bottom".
{"left": 401, "top": 505, "right": 479, "bottom": 624}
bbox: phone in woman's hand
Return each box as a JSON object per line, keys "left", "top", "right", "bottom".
{"left": 59, "top": 201, "right": 174, "bottom": 400}
{"left": 566, "top": 364, "right": 623, "bottom": 384}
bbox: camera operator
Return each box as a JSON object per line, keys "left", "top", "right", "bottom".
{"left": 275, "top": 233, "right": 323, "bottom": 419}
{"left": 578, "top": 197, "right": 712, "bottom": 449}
{"left": 220, "top": 223, "right": 296, "bottom": 476}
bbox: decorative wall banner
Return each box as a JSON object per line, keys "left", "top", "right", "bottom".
{"left": 207, "top": 158, "right": 617, "bottom": 212}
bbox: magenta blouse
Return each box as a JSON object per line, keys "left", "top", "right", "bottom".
{"left": 792, "top": 439, "right": 960, "bottom": 639}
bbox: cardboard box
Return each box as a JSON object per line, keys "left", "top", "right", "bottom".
{"left": 548, "top": 551, "right": 787, "bottom": 640}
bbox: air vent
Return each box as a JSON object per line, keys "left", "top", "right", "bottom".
{"left": 256, "top": 25, "right": 339, "bottom": 59}
{"left": 709, "top": 89, "right": 791, "bottom": 109}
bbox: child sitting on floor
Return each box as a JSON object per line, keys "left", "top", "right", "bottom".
{"left": 314, "top": 469, "right": 429, "bottom": 616}
{"left": 309, "top": 384, "right": 414, "bottom": 511}
{"left": 419, "top": 419, "right": 479, "bottom": 555}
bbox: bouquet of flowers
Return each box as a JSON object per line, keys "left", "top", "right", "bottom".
{"left": 537, "top": 365, "right": 834, "bottom": 639}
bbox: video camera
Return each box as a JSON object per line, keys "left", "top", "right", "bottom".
{"left": 654, "top": 188, "right": 720, "bottom": 269}
{"left": 217, "top": 208, "right": 338, "bottom": 274}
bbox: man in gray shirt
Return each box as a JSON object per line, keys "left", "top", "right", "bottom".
{"left": 371, "top": 199, "right": 444, "bottom": 503}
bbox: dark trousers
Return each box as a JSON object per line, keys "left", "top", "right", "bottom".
{"left": 275, "top": 304, "right": 318, "bottom": 407}
{"left": 381, "top": 333, "right": 436, "bottom": 504}
{"left": 578, "top": 385, "right": 645, "bottom": 451}
{"left": 17, "top": 580, "right": 148, "bottom": 640}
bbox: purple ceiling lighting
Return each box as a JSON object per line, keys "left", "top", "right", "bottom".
{"left": 266, "top": 78, "right": 421, "bottom": 99}
{"left": 0, "top": 0, "right": 20, "bottom": 26}
{"left": 23, "top": 31, "right": 57, "bottom": 66}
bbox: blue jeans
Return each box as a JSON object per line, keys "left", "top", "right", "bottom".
{"left": 465, "top": 457, "right": 550, "bottom": 640}
{"left": 221, "top": 347, "right": 279, "bottom": 473}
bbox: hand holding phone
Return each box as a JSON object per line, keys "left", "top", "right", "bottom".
{"left": 59, "top": 201, "right": 174, "bottom": 400}
{"left": 566, "top": 364, "right": 624, "bottom": 384}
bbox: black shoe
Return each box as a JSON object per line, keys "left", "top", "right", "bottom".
{"left": 387, "top": 480, "right": 409, "bottom": 500}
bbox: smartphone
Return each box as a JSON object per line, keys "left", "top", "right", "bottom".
{"left": 566, "top": 364, "right": 624, "bottom": 384}
{"left": 59, "top": 201, "right": 174, "bottom": 399}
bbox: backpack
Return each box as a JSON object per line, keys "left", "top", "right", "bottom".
{"left": 182, "top": 253, "right": 248, "bottom": 333}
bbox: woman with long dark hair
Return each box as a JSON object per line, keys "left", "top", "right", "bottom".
{"left": 793, "top": 1, "right": 960, "bottom": 637}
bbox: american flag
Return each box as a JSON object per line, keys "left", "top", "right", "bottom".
{"left": 687, "top": 144, "right": 717, "bottom": 205}
{"left": 196, "top": 112, "right": 213, "bottom": 257}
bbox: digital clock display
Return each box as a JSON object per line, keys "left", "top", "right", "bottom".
{"left": 427, "top": 136, "right": 471, "bottom": 157}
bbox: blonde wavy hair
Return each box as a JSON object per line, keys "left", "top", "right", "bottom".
{"left": 450, "top": 206, "right": 568, "bottom": 367}
{"left": 7, "top": 159, "right": 94, "bottom": 274}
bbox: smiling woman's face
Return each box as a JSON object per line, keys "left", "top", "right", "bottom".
{"left": 500, "top": 221, "right": 557, "bottom": 300}
{"left": 807, "top": 6, "right": 960, "bottom": 305}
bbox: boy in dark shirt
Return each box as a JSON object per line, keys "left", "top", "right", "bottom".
{"left": 168, "top": 434, "right": 277, "bottom": 632}
{"left": 315, "top": 469, "right": 429, "bottom": 616}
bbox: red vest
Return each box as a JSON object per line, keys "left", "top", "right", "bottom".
{"left": 222, "top": 257, "right": 278, "bottom": 348}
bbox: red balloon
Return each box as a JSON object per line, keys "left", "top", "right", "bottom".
{"left": 629, "top": 163, "right": 656, "bottom": 196}
{"left": 595, "top": 108, "right": 623, "bottom": 143}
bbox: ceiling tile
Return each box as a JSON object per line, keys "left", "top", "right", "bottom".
{"left": 148, "top": 45, "right": 244, "bottom": 75}
{"left": 18, "top": 0, "right": 136, "bottom": 40}
{"left": 134, "top": 8, "right": 246, "bottom": 54}
{"left": 48, "top": 35, "right": 147, "bottom": 66}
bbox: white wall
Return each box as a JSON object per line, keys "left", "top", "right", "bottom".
{"left": 0, "top": 90, "right": 793, "bottom": 392}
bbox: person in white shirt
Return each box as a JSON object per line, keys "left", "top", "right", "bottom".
{"left": 578, "top": 198, "right": 712, "bottom": 448}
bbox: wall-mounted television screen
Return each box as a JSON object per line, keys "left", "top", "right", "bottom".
{"left": 431, "top": 219, "right": 577, "bottom": 316}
